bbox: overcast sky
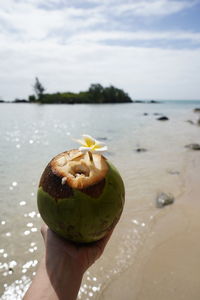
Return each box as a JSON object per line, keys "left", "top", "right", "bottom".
{"left": 1, "top": 0, "right": 200, "bottom": 101}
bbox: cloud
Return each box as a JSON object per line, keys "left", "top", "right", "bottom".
{"left": 0, "top": 0, "right": 105, "bottom": 40}
{"left": 1, "top": 0, "right": 198, "bottom": 42}
{"left": 67, "top": 30, "right": 200, "bottom": 45}
{"left": 113, "top": 0, "right": 197, "bottom": 17}
{"left": 1, "top": 0, "right": 199, "bottom": 45}
{"left": 1, "top": 34, "right": 200, "bottom": 100}
{"left": 0, "top": 0, "right": 200, "bottom": 100}
{"left": 78, "top": 0, "right": 197, "bottom": 16}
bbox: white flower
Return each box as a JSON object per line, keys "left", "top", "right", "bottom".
{"left": 76, "top": 134, "right": 107, "bottom": 153}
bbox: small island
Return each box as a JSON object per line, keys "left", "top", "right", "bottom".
{"left": 0, "top": 78, "right": 161, "bottom": 104}
{"left": 27, "top": 79, "right": 133, "bottom": 104}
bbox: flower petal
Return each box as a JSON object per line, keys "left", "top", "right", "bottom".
{"left": 75, "top": 135, "right": 107, "bottom": 154}
{"left": 95, "top": 140, "right": 106, "bottom": 146}
{"left": 93, "top": 142, "right": 106, "bottom": 149}
{"left": 79, "top": 146, "right": 92, "bottom": 153}
{"left": 92, "top": 146, "right": 108, "bottom": 152}
{"left": 82, "top": 134, "right": 96, "bottom": 147}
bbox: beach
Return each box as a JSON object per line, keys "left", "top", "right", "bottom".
{"left": 0, "top": 101, "right": 200, "bottom": 299}
{"left": 100, "top": 153, "right": 200, "bottom": 300}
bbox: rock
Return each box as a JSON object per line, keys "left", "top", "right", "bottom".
{"left": 185, "top": 143, "right": 200, "bottom": 150}
{"left": 96, "top": 137, "right": 108, "bottom": 141}
{"left": 157, "top": 116, "right": 169, "bottom": 121}
{"left": 193, "top": 108, "right": 200, "bottom": 113}
{"left": 186, "top": 120, "right": 194, "bottom": 125}
{"left": 167, "top": 170, "right": 180, "bottom": 175}
{"left": 153, "top": 113, "right": 162, "bottom": 116}
{"left": 8, "top": 268, "right": 14, "bottom": 273}
{"left": 149, "top": 100, "right": 160, "bottom": 103}
{"left": 156, "top": 192, "right": 174, "bottom": 208}
{"left": 135, "top": 148, "right": 147, "bottom": 152}
{"left": 186, "top": 119, "right": 200, "bottom": 126}
{"left": 14, "top": 99, "right": 28, "bottom": 103}
{"left": 133, "top": 100, "right": 145, "bottom": 103}
{"left": 143, "top": 113, "right": 148, "bottom": 116}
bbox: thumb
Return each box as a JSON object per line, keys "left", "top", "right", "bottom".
{"left": 40, "top": 223, "right": 48, "bottom": 242}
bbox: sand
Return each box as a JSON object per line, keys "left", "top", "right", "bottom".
{"left": 100, "top": 153, "right": 200, "bottom": 300}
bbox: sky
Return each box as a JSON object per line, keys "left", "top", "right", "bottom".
{"left": 0, "top": 0, "right": 200, "bottom": 101}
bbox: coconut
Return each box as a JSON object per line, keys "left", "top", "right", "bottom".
{"left": 37, "top": 149, "right": 125, "bottom": 243}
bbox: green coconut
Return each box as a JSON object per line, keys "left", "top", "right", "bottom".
{"left": 37, "top": 149, "right": 125, "bottom": 243}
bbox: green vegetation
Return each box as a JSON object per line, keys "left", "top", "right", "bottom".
{"left": 28, "top": 81, "right": 133, "bottom": 104}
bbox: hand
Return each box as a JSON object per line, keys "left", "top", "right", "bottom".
{"left": 41, "top": 224, "right": 114, "bottom": 275}
{"left": 24, "top": 225, "right": 114, "bottom": 300}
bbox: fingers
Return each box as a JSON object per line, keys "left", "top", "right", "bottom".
{"left": 40, "top": 224, "right": 79, "bottom": 257}
{"left": 87, "top": 231, "right": 113, "bottom": 262}
{"left": 40, "top": 223, "right": 115, "bottom": 265}
{"left": 86, "top": 227, "right": 115, "bottom": 263}
{"left": 101, "top": 227, "right": 114, "bottom": 245}
{"left": 96, "top": 227, "right": 115, "bottom": 252}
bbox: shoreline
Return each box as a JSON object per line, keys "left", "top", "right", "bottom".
{"left": 100, "top": 152, "right": 200, "bottom": 300}
{"left": 0, "top": 100, "right": 159, "bottom": 104}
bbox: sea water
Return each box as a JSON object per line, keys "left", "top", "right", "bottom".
{"left": 0, "top": 101, "right": 200, "bottom": 299}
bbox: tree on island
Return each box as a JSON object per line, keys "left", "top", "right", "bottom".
{"left": 33, "top": 77, "right": 45, "bottom": 100}
{"left": 88, "top": 83, "right": 132, "bottom": 103}
{"left": 88, "top": 84, "right": 104, "bottom": 102}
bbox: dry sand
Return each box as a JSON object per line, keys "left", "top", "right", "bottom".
{"left": 100, "top": 153, "right": 200, "bottom": 300}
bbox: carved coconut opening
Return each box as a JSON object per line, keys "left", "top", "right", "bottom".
{"left": 51, "top": 149, "right": 108, "bottom": 189}
{"left": 69, "top": 164, "right": 90, "bottom": 178}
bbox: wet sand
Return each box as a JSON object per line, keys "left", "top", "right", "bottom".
{"left": 100, "top": 153, "right": 200, "bottom": 300}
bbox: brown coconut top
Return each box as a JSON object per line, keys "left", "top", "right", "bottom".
{"left": 50, "top": 149, "right": 108, "bottom": 190}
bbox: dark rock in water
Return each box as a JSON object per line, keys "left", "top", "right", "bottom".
{"left": 8, "top": 268, "right": 14, "bottom": 273}
{"left": 185, "top": 143, "right": 200, "bottom": 150}
{"left": 133, "top": 100, "right": 145, "bottom": 103}
{"left": 96, "top": 137, "right": 108, "bottom": 141}
{"left": 186, "top": 119, "right": 200, "bottom": 126}
{"left": 193, "top": 108, "right": 200, "bottom": 113}
{"left": 143, "top": 113, "right": 148, "bottom": 116}
{"left": 156, "top": 192, "right": 174, "bottom": 208}
{"left": 186, "top": 120, "right": 194, "bottom": 125}
{"left": 154, "top": 112, "right": 162, "bottom": 116}
{"left": 135, "top": 148, "right": 147, "bottom": 152}
{"left": 157, "top": 116, "right": 169, "bottom": 121}
{"left": 149, "top": 100, "right": 160, "bottom": 103}
{"left": 14, "top": 99, "right": 28, "bottom": 103}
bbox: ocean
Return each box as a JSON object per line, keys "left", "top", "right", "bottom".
{"left": 0, "top": 101, "right": 200, "bottom": 299}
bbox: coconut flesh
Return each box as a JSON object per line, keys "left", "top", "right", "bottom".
{"left": 37, "top": 149, "right": 125, "bottom": 243}
{"left": 54, "top": 149, "right": 109, "bottom": 189}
